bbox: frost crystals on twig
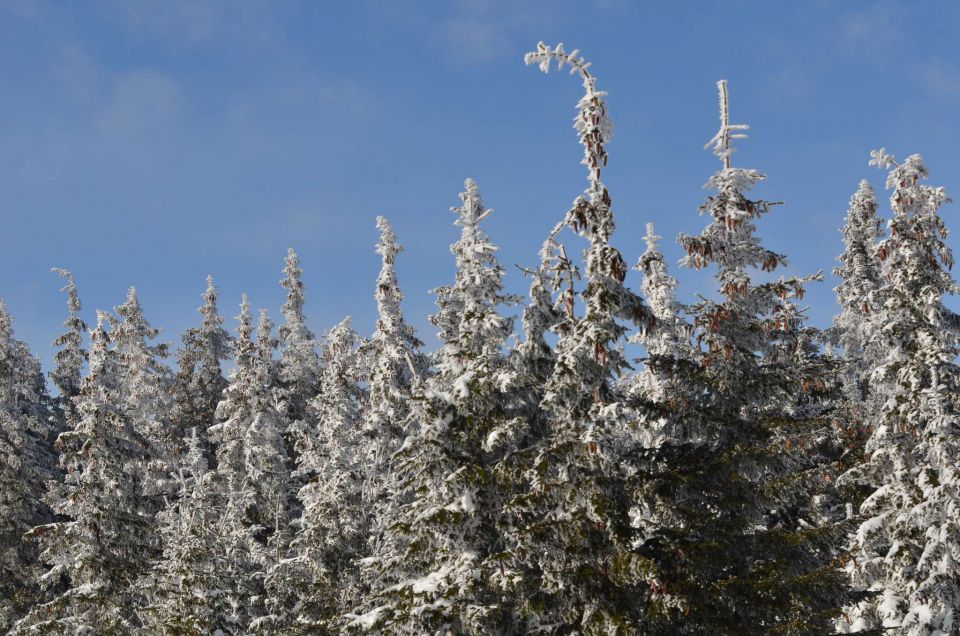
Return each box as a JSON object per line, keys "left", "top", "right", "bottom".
{"left": 704, "top": 79, "right": 749, "bottom": 170}
{"left": 525, "top": 41, "right": 611, "bottom": 205}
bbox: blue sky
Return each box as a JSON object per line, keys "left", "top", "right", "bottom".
{"left": 2, "top": 0, "right": 959, "bottom": 371}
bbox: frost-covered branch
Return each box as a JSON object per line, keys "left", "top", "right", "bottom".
{"left": 525, "top": 41, "right": 611, "bottom": 204}
{"left": 704, "top": 79, "right": 750, "bottom": 170}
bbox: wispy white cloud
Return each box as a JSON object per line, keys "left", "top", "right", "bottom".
{"left": 839, "top": 1, "right": 902, "bottom": 54}
{"left": 97, "top": 71, "right": 182, "bottom": 141}
{"left": 436, "top": 15, "right": 513, "bottom": 64}
{"left": 97, "top": 0, "right": 284, "bottom": 50}
{"left": 372, "top": 0, "right": 619, "bottom": 66}
{"left": 762, "top": 66, "right": 814, "bottom": 108}
{"left": 432, "top": 0, "right": 553, "bottom": 64}
{"left": 7, "top": 45, "right": 184, "bottom": 187}
{"left": 918, "top": 62, "right": 960, "bottom": 101}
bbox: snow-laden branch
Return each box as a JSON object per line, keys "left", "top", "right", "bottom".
{"left": 704, "top": 79, "right": 749, "bottom": 170}
{"left": 525, "top": 41, "right": 611, "bottom": 204}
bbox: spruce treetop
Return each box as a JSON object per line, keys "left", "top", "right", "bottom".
{"left": 50, "top": 268, "right": 86, "bottom": 405}
{"left": 235, "top": 294, "right": 255, "bottom": 371}
{"left": 279, "top": 248, "right": 312, "bottom": 343}
{"left": 197, "top": 275, "right": 231, "bottom": 368}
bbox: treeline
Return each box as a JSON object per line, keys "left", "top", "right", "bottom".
{"left": 1, "top": 42, "right": 958, "bottom": 635}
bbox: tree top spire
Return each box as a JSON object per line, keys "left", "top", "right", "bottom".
{"left": 644, "top": 222, "right": 661, "bottom": 252}
{"left": 704, "top": 79, "right": 749, "bottom": 170}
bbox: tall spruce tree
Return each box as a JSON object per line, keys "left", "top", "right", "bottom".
{"left": 209, "top": 297, "right": 290, "bottom": 631}
{"left": 0, "top": 302, "right": 57, "bottom": 632}
{"left": 495, "top": 231, "right": 567, "bottom": 567}
{"left": 827, "top": 181, "right": 886, "bottom": 468}
{"left": 361, "top": 216, "right": 426, "bottom": 465}
{"left": 627, "top": 80, "right": 849, "bottom": 634}
{"left": 357, "top": 217, "right": 427, "bottom": 586}
{"left": 511, "top": 234, "right": 564, "bottom": 405}
{"left": 837, "top": 151, "right": 960, "bottom": 635}
{"left": 173, "top": 276, "right": 232, "bottom": 457}
{"left": 500, "top": 42, "right": 656, "bottom": 633}
{"left": 828, "top": 181, "right": 885, "bottom": 376}
{"left": 629, "top": 223, "right": 690, "bottom": 414}
{"left": 349, "top": 179, "right": 518, "bottom": 634}
{"left": 15, "top": 312, "right": 157, "bottom": 633}
{"left": 110, "top": 288, "right": 176, "bottom": 521}
{"left": 50, "top": 269, "right": 86, "bottom": 426}
{"left": 110, "top": 287, "right": 177, "bottom": 572}
{"left": 278, "top": 248, "right": 321, "bottom": 440}
{"left": 624, "top": 222, "right": 693, "bottom": 545}
{"left": 263, "top": 318, "right": 366, "bottom": 633}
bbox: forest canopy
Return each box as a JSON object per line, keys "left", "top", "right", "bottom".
{"left": 1, "top": 42, "right": 958, "bottom": 635}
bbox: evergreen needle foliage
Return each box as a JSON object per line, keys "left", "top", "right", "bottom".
{"left": 1, "top": 42, "right": 958, "bottom": 636}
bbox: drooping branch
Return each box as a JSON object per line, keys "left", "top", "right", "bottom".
{"left": 525, "top": 41, "right": 611, "bottom": 204}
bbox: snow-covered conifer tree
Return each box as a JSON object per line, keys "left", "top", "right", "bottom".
{"left": 210, "top": 294, "right": 253, "bottom": 486}
{"left": 629, "top": 223, "right": 690, "bottom": 410}
{"left": 139, "top": 428, "right": 238, "bottom": 634}
{"left": 209, "top": 297, "right": 290, "bottom": 631}
{"left": 361, "top": 216, "right": 426, "bottom": 457}
{"left": 109, "top": 287, "right": 176, "bottom": 525}
{"left": 501, "top": 42, "right": 656, "bottom": 633}
{"left": 516, "top": 265, "right": 559, "bottom": 386}
{"left": 15, "top": 312, "right": 157, "bottom": 633}
{"left": 350, "top": 179, "right": 518, "bottom": 634}
{"left": 829, "top": 181, "right": 884, "bottom": 371}
{"left": 253, "top": 305, "right": 290, "bottom": 548}
{"left": 0, "top": 302, "right": 57, "bottom": 632}
{"left": 629, "top": 80, "right": 849, "bottom": 633}
{"left": 278, "top": 249, "right": 320, "bottom": 438}
{"left": 213, "top": 299, "right": 289, "bottom": 540}
{"left": 263, "top": 318, "right": 366, "bottom": 633}
{"left": 495, "top": 234, "right": 567, "bottom": 529}
{"left": 50, "top": 269, "right": 86, "bottom": 425}
{"left": 356, "top": 216, "right": 427, "bottom": 576}
{"left": 173, "top": 276, "right": 232, "bottom": 456}
{"left": 508, "top": 231, "right": 566, "bottom": 419}
{"left": 838, "top": 150, "right": 960, "bottom": 635}
{"left": 827, "top": 182, "right": 885, "bottom": 445}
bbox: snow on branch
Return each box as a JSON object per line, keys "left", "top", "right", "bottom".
{"left": 525, "top": 41, "right": 611, "bottom": 204}
{"left": 644, "top": 222, "right": 662, "bottom": 253}
{"left": 704, "top": 79, "right": 749, "bottom": 170}
{"left": 524, "top": 41, "right": 596, "bottom": 92}
{"left": 868, "top": 147, "right": 897, "bottom": 170}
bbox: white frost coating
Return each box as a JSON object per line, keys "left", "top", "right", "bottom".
{"left": 507, "top": 41, "right": 659, "bottom": 632}
{"left": 459, "top": 489, "right": 476, "bottom": 514}
{"left": 704, "top": 79, "right": 750, "bottom": 169}
{"left": 452, "top": 373, "right": 472, "bottom": 399}
{"left": 5, "top": 39, "right": 960, "bottom": 636}
{"left": 838, "top": 150, "right": 960, "bottom": 636}
{"left": 352, "top": 178, "right": 515, "bottom": 633}
{"left": 346, "top": 607, "right": 387, "bottom": 630}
